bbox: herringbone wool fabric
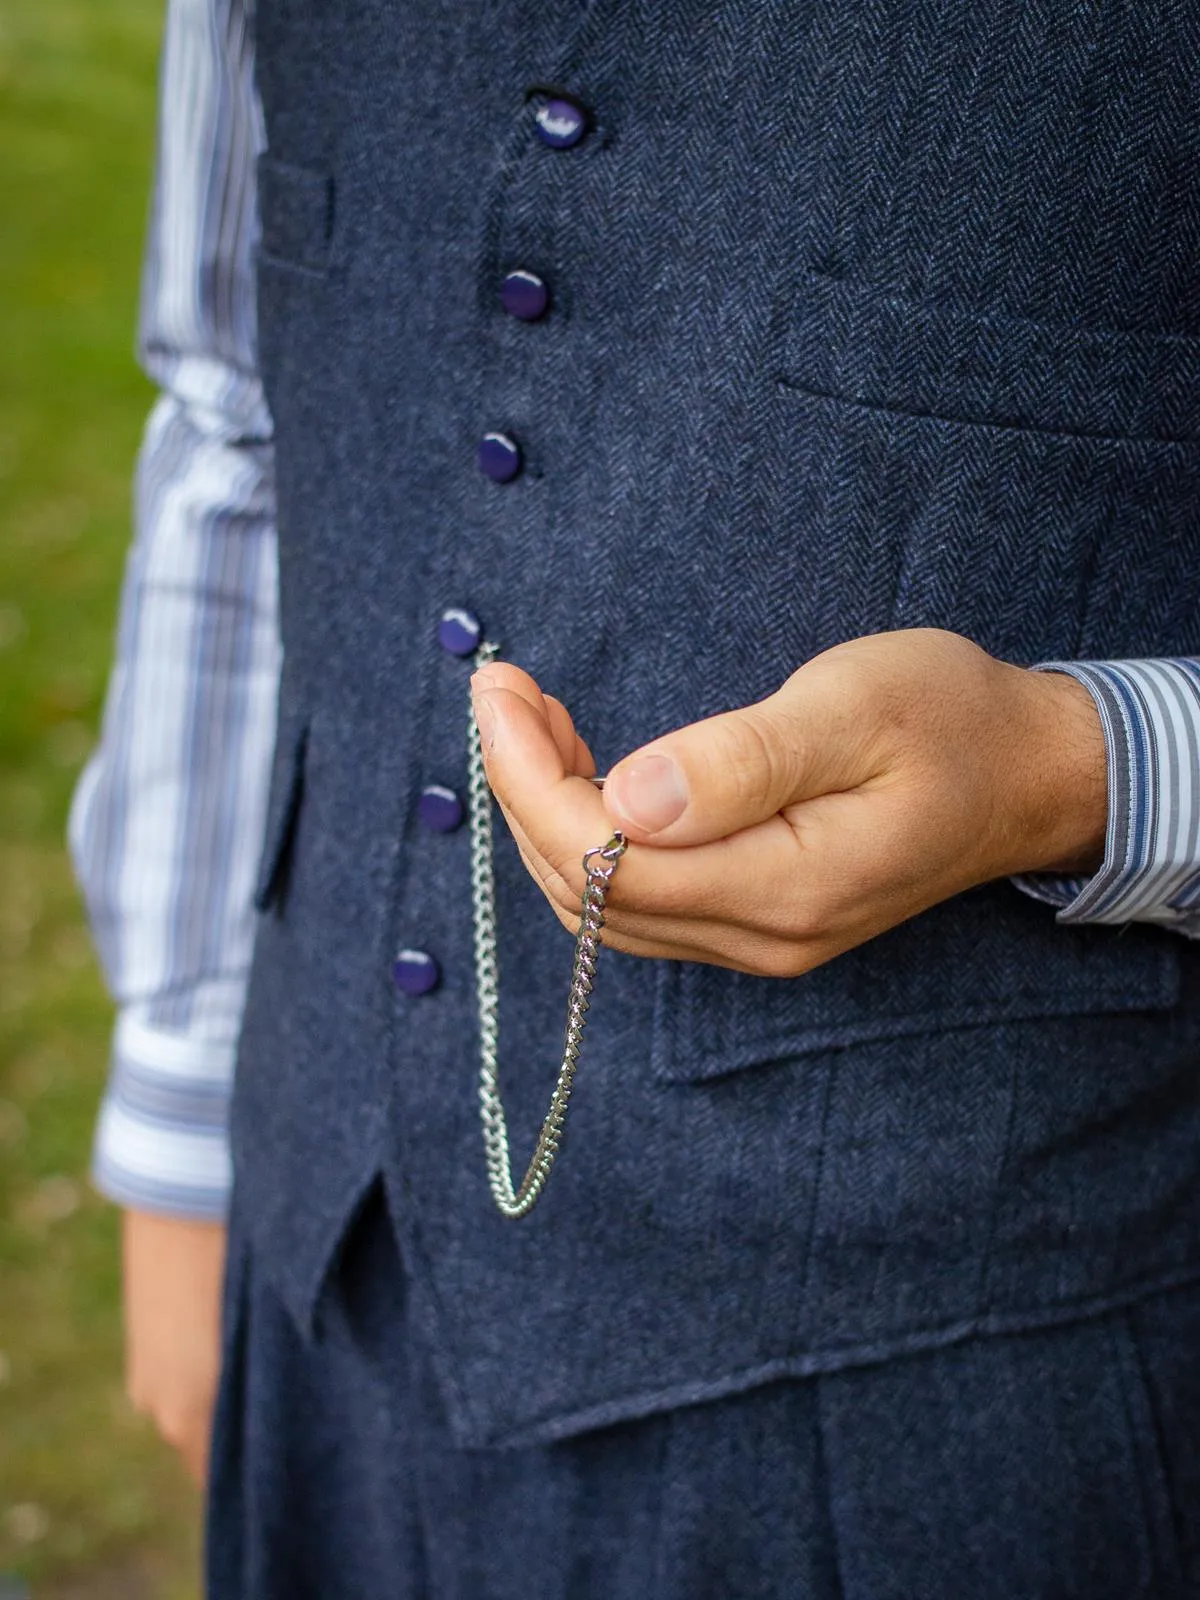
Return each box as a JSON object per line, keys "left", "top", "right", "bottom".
{"left": 234, "top": 0, "right": 1200, "bottom": 1458}
{"left": 71, "top": 0, "right": 1200, "bottom": 1229}
{"left": 207, "top": 1185, "right": 1200, "bottom": 1598}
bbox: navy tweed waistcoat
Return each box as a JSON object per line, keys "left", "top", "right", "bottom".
{"left": 235, "top": 0, "right": 1200, "bottom": 1447}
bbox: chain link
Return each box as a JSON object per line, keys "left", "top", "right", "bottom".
{"left": 468, "top": 644, "right": 626, "bottom": 1218}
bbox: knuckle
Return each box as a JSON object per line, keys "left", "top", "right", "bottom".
{"left": 724, "top": 710, "right": 779, "bottom": 804}
{"left": 545, "top": 843, "right": 585, "bottom": 900}
{"left": 757, "top": 940, "right": 814, "bottom": 979}
{"left": 518, "top": 824, "right": 583, "bottom": 903}
{"left": 516, "top": 842, "right": 577, "bottom": 913}
{"left": 729, "top": 705, "right": 801, "bottom": 810}
{"left": 542, "top": 859, "right": 581, "bottom": 913}
{"left": 593, "top": 924, "right": 644, "bottom": 959}
{"left": 783, "top": 901, "right": 822, "bottom": 945}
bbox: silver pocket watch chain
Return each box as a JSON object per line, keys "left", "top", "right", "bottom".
{"left": 468, "top": 643, "right": 627, "bottom": 1218}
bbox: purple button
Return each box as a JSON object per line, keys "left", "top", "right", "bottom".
{"left": 534, "top": 96, "right": 588, "bottom": 149}
{"left": 500, "top": 269, "right": 549, "bottom": 322}
{"left": 392, "top": 948, "right": 440, "bottom": 996}
{"left": 477, "top": 431, "right": 522, "bottom": 483}
{"left": 438, "top": 606, "right": 482, "bottom": 657}
{"left": 418, "top": 784, "right": 464, "bottom": 833}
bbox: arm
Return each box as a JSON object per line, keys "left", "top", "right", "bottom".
{"left": 68, "top": 0, "right": 271, "bottom": 1480}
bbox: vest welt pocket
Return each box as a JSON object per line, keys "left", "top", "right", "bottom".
{"left": 773, "top": 272, "right": 1200, "bottom": 446}
{"left": 256, "top": 156, "right": 335, "bottom": 278}
{"left": 253, "top": 709, "right": 310, "bottom": 914}
{"left": 650, "top": 884, "right": 1180, "bottom": 1085}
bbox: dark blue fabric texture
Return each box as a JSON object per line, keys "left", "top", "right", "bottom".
{"left": 206, "top": 1185, "right": 1200, "bottom": 1598}
{"left": 233, "top": 0, "right": 1200, "bottom": 1454}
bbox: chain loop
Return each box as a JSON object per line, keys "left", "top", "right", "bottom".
{"left": 469, "top": 643, "right": 626, "bottom": 1218}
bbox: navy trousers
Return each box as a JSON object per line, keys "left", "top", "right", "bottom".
{"left": 207, "top": 1184, "right": 1200, "bottom": 1599}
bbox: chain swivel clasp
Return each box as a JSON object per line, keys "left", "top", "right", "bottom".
{"left": 582, "top": 832, "right": 627, "bottom": 884}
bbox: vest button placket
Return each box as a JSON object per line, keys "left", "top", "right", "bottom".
{"left": 420, "top": 607, "right": 485, "bottom": 991}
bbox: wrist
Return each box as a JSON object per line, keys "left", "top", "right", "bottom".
{"left": 1007, "top": 665, "right": 1108, "bottom": 876}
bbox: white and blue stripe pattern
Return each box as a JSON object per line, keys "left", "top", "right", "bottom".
{"left": 69, "top": 0, "right": 1200, "bottom": 1221}
{"left": 1019, "top": 661, "right": 1200, "bottom": 936}
{"left": 68, "top": 0, "right": 277, "bottom": 1219}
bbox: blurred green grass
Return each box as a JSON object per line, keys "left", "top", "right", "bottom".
{"left": 0, "top": 1, "right": 201, "bottom": 1593}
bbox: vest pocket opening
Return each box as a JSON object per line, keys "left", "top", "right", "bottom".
{"left": 773, "top": 272, "right": 1200, "bottom": 445}
{"left": 650, "top": 885, "right": 1180, "bottom": 1085}
{"left": 256, "top": 156, "right": 335, "bottom": 278}
{"left": 253, "top": 712, "right": 310, "bottom": 913}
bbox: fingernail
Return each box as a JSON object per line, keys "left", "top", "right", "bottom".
{"left": 607, "top": 753, "right": 688, "bottom": 833}
{"left": 471, "top": 667, "right": 500, "bottom": 693}
{"left": 472, "top": 688, "right": 498, "bottom": 752}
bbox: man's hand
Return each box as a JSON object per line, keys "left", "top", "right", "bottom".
{"left": 122, "top": 1209, "right": 227, "bottom": 1486}
{"left": 471, "top": 629, "right": 1107, "bottom": 976}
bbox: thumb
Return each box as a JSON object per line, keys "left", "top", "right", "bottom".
{"left": 602, "top": 675, "right": 873, "bottom": 847}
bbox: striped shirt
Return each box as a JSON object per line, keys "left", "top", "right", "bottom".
{"left": 68, "top": 0, "right": 1200, "bottom": 1220}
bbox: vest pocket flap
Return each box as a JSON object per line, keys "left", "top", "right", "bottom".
{"left": 651, "top": 886, "right": 1181, "bottom": 1085}
{"left": 775, "top": 273, "right": 1200, "bottom": 444}
{"left": 257, "top": 157, "right": 335, "bottom": 276}
{"left": 253, "top": 712, "right": 310, "bottom": 913}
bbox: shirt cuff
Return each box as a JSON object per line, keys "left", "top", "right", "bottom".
{"left": 1011, "top": 659, "right": 1200, "bottom": 937}
{"left": 91, "top": 1000, "right": 237, "bottom": 1220}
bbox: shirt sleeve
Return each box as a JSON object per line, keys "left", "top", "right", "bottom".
{"left": 68, "top": 0, "right": 279, "bottom": 1219}
{"left": 1012, "top": 659, "right": 1200, "bottom": 939}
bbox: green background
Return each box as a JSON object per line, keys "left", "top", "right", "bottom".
{"left": 0, "top": 1, "right": 201, "bottom": 1592}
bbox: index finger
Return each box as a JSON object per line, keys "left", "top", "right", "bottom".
{"left": 471, "top": 680, "right": 761, "bottom": 919}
